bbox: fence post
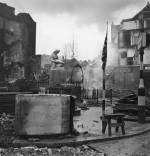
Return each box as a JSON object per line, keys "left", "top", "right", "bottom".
{"left": 110, "top": 89, "right": 112, "bottom": 106}
{"left": 97, "top": 89, "right": 99, "bottom": 105}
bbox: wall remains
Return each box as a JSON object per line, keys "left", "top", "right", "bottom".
{"left": 0, "top": 3, "right": 36, "bottom": 83}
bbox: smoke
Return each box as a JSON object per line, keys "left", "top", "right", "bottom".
{"left": 82, "top": 59, "right": 102, "bottom": 89}
{"left": 82, "top": 41, "right": 119, "bottom": 89}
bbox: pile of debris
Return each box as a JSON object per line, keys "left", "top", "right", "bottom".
{"left": 0, "top": 113, "right": 15, "bottom": 147}
{"left": 0, "top": 145, "right": 104, "bottom": 156}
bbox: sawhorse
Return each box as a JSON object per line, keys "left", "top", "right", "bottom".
{"left": 101, "top": 113, "right": 125, "bottom": 136}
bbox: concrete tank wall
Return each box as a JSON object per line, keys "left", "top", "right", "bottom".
{"left": 15, "top": 94, "right": 73, "bottom": 135}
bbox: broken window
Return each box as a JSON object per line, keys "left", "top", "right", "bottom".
{"left": 118, "top": 31, "right": 131, "bottom": 48}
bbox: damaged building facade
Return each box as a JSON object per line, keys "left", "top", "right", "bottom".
{"left": 111, "top": 2, "right": 150, "bottom": 66}
{"left": 111, "top": 2, "right": 150, "bottom": 90}
{"left": 0, "top": 3, "right": 36, "bottom": 83}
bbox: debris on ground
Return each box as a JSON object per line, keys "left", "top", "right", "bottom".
{"left": 80, "top": 100, "right": 89, "bottom": 110}
{"left": 74, "top": 107, "right": 81, "bottom": 116}
{"left": 0, "top": 145, "right": 105, "bottom": 156}
{"left": 93, "top": 120, "right": 99, "bottom": 123}
{"left": 0, "top": 113, "right": 15, "bottom": 147}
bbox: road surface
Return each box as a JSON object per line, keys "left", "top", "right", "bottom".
{"left": 88, "top": 130, "right": 150, "bottom": 156}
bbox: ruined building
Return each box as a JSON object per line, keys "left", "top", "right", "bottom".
{"left": 110, "top": 2, "right": 150, "bottom": 90}
{"left": 111, "top": 2, "right": 150, "bottom": 66}
{"left": 0, "top": 3, "right": 36, "bottom": 82}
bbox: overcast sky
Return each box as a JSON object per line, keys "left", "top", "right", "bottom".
{"left": 1, "top": 0, "right": 147, "bottom": 60}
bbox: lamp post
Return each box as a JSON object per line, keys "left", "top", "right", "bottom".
{"left": 138, "top": 14, "right": 146, "bottom": 123}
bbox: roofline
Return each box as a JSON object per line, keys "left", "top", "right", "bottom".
{"left": 121, "top": 2, "right": 150, "bottom": 23}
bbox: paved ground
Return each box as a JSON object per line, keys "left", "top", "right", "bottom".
{"left": 74, "top": 107, "right": 150, "bottom": 135}
{"left": 74, "top": 106, "right": 113, "bottom": 134}
{"left": 88, "top": 130, "right": 150, "bottom": 156}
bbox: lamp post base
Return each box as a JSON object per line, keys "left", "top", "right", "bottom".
{"left": 138, "top": 105, "right": 146, "bottom": 123}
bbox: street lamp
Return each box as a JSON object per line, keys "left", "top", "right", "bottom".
{"left": 137, "top": 14, "right": 146, "bottom": 123}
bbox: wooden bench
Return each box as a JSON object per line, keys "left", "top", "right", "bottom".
{"left": 101, "top": 113, "right": 125, "bottom": 136}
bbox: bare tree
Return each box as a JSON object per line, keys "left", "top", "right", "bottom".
{"left": 63, "top": 39, "right": 78, "bottom": 60}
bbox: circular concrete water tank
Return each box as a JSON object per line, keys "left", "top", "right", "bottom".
{"left": 15, "top": 94, "right": 73, "bottom": 135}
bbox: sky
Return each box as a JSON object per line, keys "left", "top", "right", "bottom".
{"left": 1, "top": 0, "right": 147, "bottom": 60}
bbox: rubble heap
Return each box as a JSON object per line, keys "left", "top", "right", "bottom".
{"left": 0, "top": 113, "right": 15, "bottom": 147}
{"left": 0, "top": 145, "right": 104, "bottom": 156}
